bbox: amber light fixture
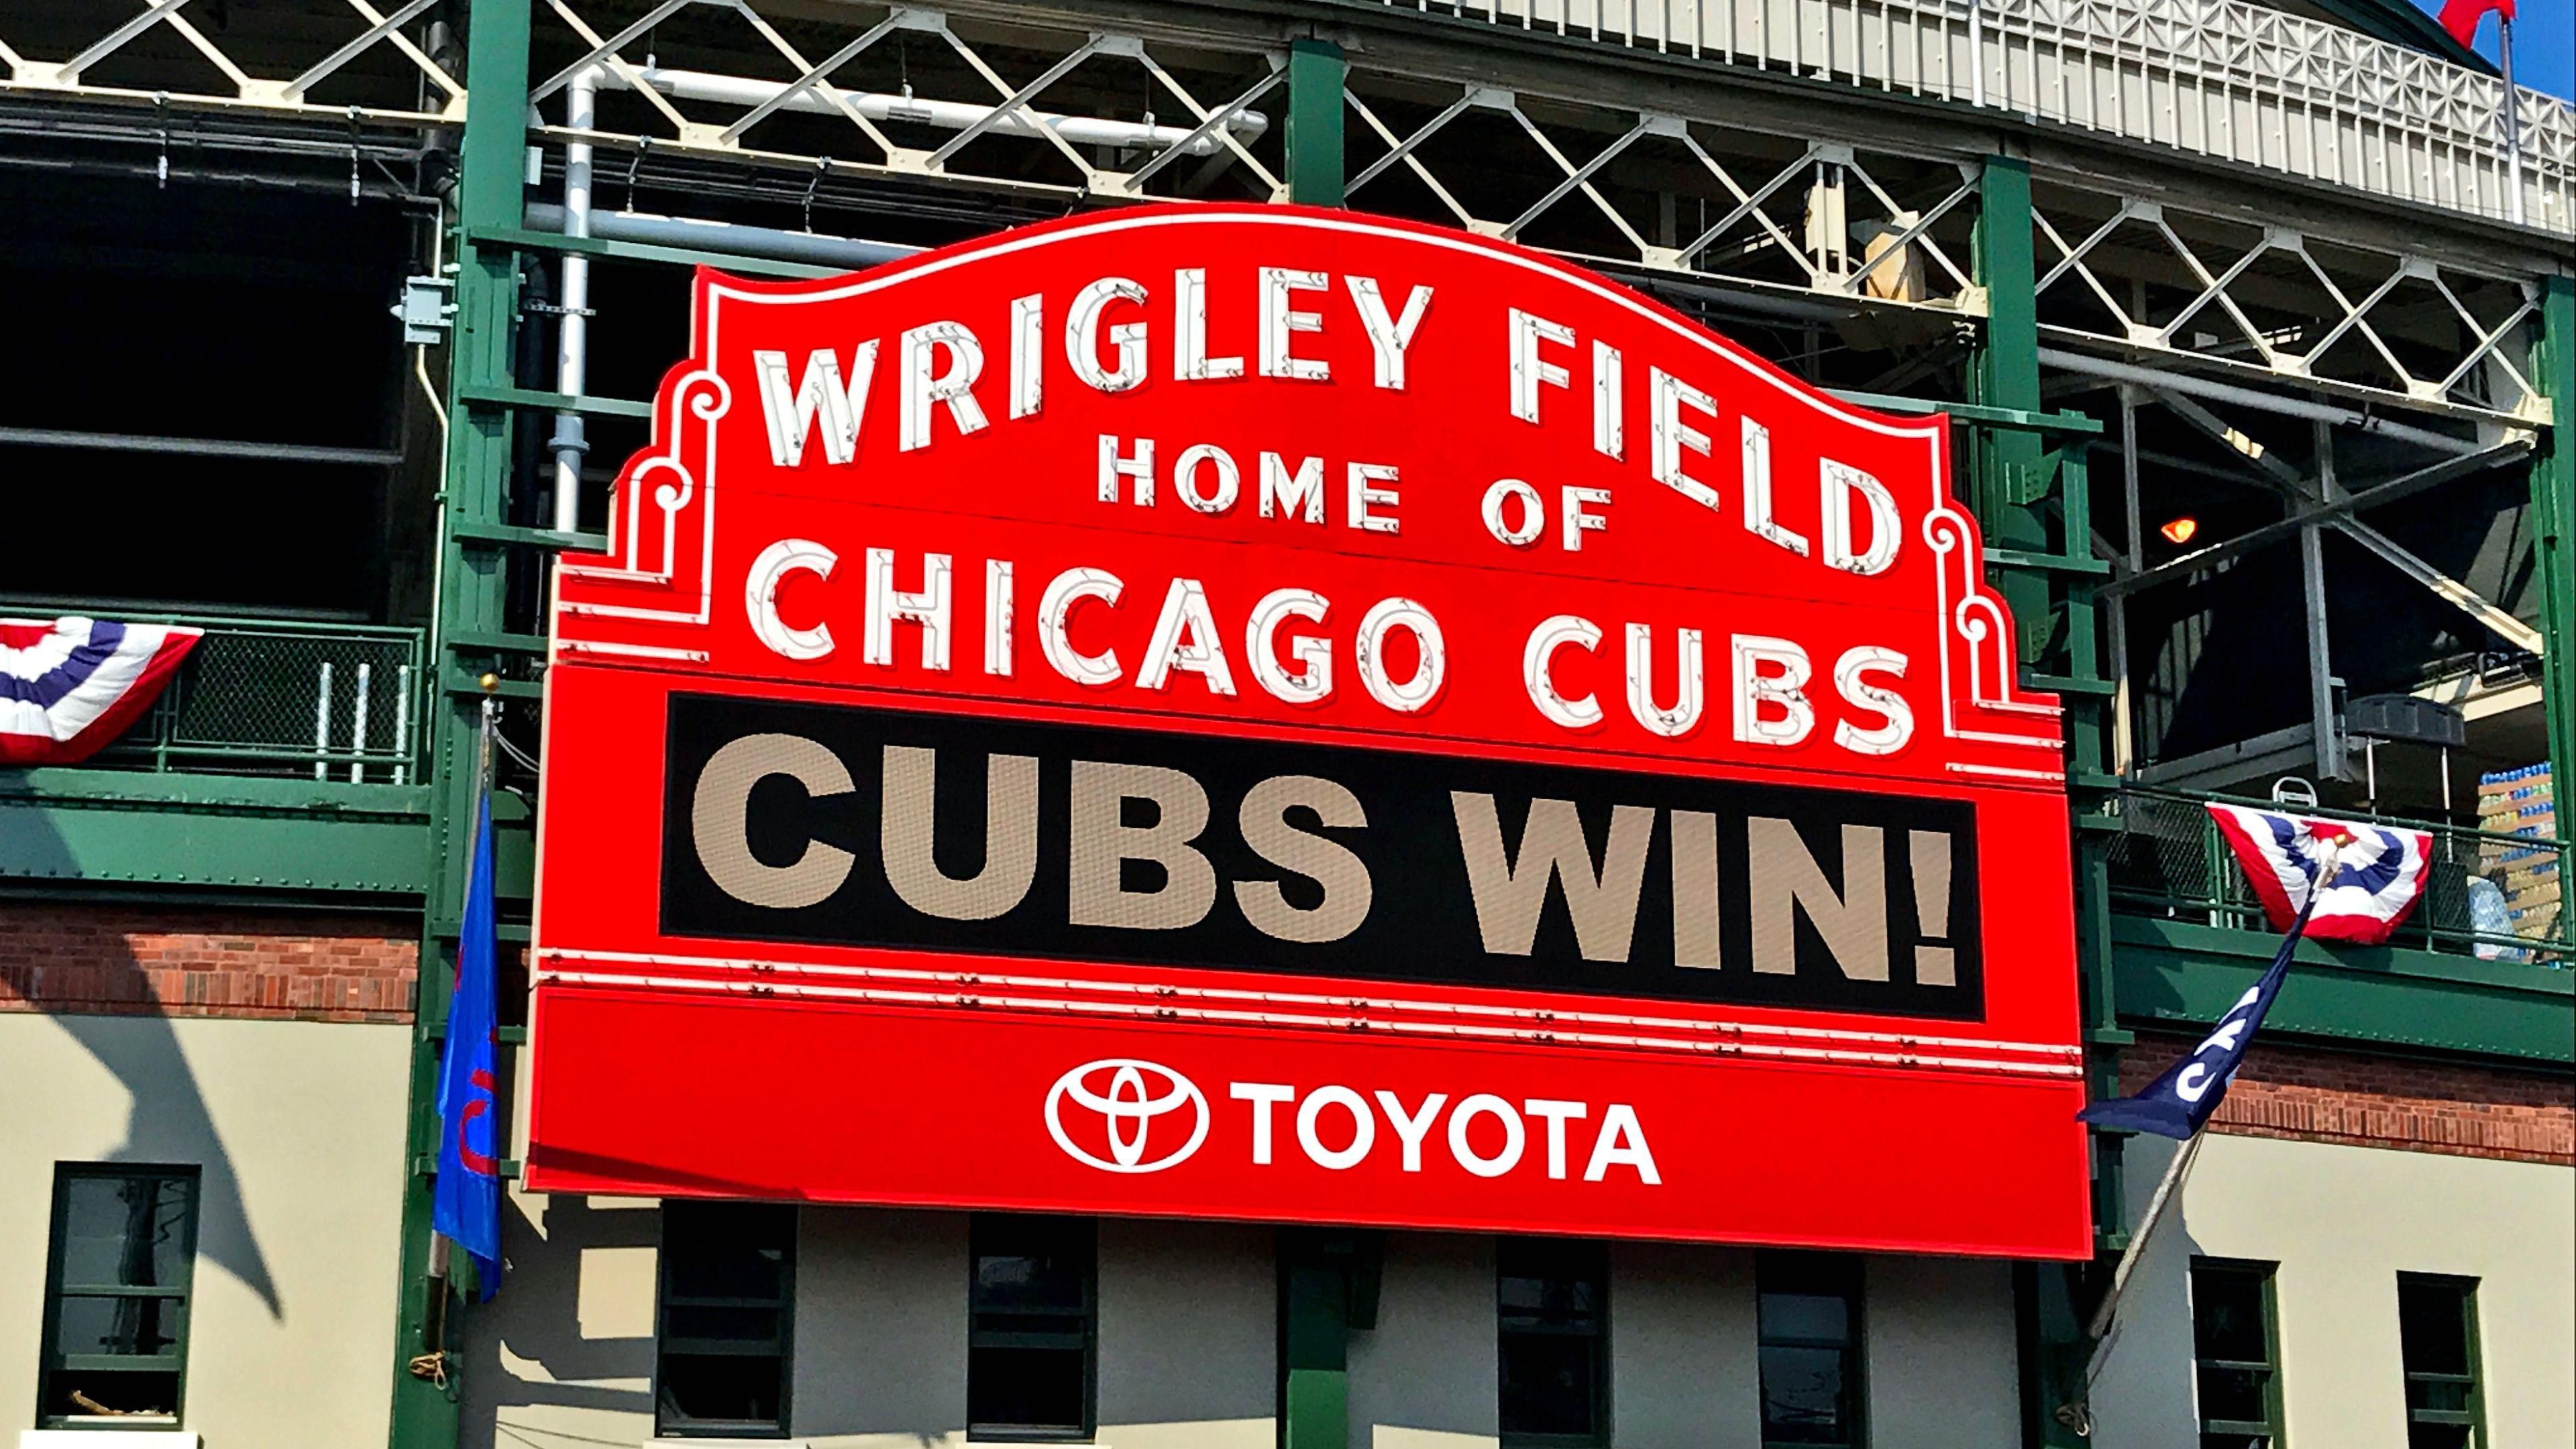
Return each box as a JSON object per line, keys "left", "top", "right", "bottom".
{"left": 2159, "top": 517, "right": 2200, "bottom": 545}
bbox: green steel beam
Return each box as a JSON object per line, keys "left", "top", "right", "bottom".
{"left": 390, "top": 0, "right": 530, "bottom": 1444}
{"left": 0, "top": 773, "right": 432, "bottom": 896}
{"left": 2534, "top": 275, "right": 2575, "bottom": 794}
{"left": 2110, "top": 916, "right": 2575, "bottom": 1066}
{"left": 1285, "top": 38, "right": 1346, "bottom": 207}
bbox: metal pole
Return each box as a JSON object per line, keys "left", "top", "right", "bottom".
{"left": 2110, "top": 386, "right": 2143, "bottom": 773}
{"left": 2034, "top": 350, "right": 2477, "bottom": 455}
{"left": 2303, "top": 421, "right": 2339, "bottom": 780}
{"left": 549, "top": 68, "right": 595, "bottom": 535}
{"left": 313, "top": 662, "right": 334, "bottom": 782}
{"left": 1969, "top": 0, "right": 1987, "bottom": 109}
{"left": 2498, "top": 19, "right": 2525, "bottom": 227}
{"left": 351, "top": 661, "right": 374, "bottom": 785}
{"left": 2085, "top": 1128, "right": 2205, "bottom": 1344}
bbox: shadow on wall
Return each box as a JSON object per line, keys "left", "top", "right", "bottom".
{"left": 457, "top": 1187, "right": 657, "bottom": 1449}
{"left": 3, "top": 796, "right": 281, "bottom": 1319}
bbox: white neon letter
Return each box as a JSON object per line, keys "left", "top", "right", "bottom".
{"left": 1259, "top": 267, "right": 1330, "bottom": 381}
{"left": 1732, "top": 634, "right": 1815, "bottom": 747}
{"left": 1067, "top": 276, "right": 1149, "bottom": 392}
{"left": 1509, "top": 308, "right": 1575, "bottom": 424}
{"left": 1625, "top": 623, "right": 1705, "bottom": 739}
{"left": 1136, "top": 578, "right": 1237, "bottom": 697}
{"left": 898, "top": 321, "right": 987, "bottom": 452}
{"left": 863, "top": 548, "right": 952, "bottom": 670}
{"left": 1346, "top": 276, "right": 1433, "bottom": 390}
{"left": 1355, "top": 598, "right": 1445, "bottom": 714}
{"left": 1038, "top": 567, "right": 1124, "bottom": 687}
{"left": 745, "top": 538, "right": 838, "bottom": 661}
{"left": 1649, "top": 366, "right": 1719, "bottom": 510}
{"left": 1524, "top": 614, "right": 1605, "bottom": 731}
{"left": 1247, "top": 589, "right": 1332, "bottom": 706}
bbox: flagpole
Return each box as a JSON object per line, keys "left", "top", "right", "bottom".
{"left": 2498, "top": 15, "right": 2524, "bottom": 226}
{"left": 2086, "top": 1128, "right": 2204, "bottom": 1343}
{"left": 2082, "top": 855, "right": 2342, "bottom": 1357}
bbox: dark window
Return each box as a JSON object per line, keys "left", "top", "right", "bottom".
{"left": 2191, "top": 1258, "right": 2284, "bottom": 1449}
{"left": 1497, "top": 1238, "right": 1609, "bottom": 1446}
{"left": 969, "top": 1214, "right": 1095, "bottom": 1442}
{"left": 1757, "top": 1252, "right": 1864, "bottom": 1449}
{"left": 656, "top": 1201, "right": 795, "bottom": 1438}
{"left": 2398, "top": 1275, "right": 2482, "bottom": 1449}
{"left": 37, "top": 1165, "right": 199, "bottom": 1428}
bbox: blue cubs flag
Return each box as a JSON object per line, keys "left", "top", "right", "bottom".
{"left": 2078, "top": 884, "right": 2319, "bottom": 1140}
{"left": 433, "top": 788, "right": 504, "bottom": 1299}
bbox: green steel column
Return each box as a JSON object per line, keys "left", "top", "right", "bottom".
{"left": 2534, "top": 275, "right": 2576, "bottom": 790}
{"left": 1971, "top": 156, "right": 2055, "bottom": 661}
{"left": 1278, "top": 1229, "right": 1373, "bottom": 1449}
{"left": 389, "top": 1, "right": 529, "bottom": 1445}
{"left": 1285, "top": 38, "right": 1346, "bottom": 207}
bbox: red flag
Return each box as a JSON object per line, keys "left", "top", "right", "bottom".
{"left": 2438, "top": 0, "right": 2514, "bottom": 47}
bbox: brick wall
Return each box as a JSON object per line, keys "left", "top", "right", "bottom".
{"left": 2123, "top": 1032, "right": 2575, "bottom": 1167}
{"left": 0, "top": 902, "right": 417, "bottom": 1024}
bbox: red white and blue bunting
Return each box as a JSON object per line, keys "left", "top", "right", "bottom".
{"left": 2205, "top": 802, "right": 2431, "bottom": 946}
{"left": 1, "top": 616, "right": 202, "bottom": 767}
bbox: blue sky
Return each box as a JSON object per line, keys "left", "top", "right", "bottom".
{"left": 2409, "top": 0, "right": 2574, "bottom": 97}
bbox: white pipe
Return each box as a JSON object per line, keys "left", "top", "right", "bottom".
{"left": 588, "top": 64, "right": 1267, "bottom": 155}
{"left": 2035, "top": 347, "right": 2481, "bottom": 455}
{"left": 350, "top": 662, "right": 373, "bottom": 785}
{"left": 525, "top": 203, "right": 922, "bottom": 272}
{"left": 550, "top": 68, "right": 596, "bottom": 535}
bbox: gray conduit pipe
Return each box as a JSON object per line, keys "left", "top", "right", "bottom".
{"left": 549, "top": 69, "right": 596, "bottom": 534}
{"left": 523, "top": 203, "right": 924, "bottom": 274}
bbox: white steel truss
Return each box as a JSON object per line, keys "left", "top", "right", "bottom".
{"left": 522, "top": 1, "right": 1287, "bottom": 203}
{"left": 0, "top": 0, "right": 462, "bottom": 123}
{"left": 1342, "top": 70, "right": 1984, "bottom": 310}
{"left": 2031, "top": 180, "right": 2545, "bottom": 422}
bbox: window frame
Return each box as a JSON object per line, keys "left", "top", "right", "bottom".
{"left": 2189, "top": 1256, "right": 2286, "bottom": 1448}
{"left": 966, "top": 1213, "right": 1097, "bottom": 1444}
{"left": 36, "top": 1163, "right": 202, "bottom": 1431}
{"left": 2396, "top": 1273, "right": 2484, "bottom": 1448}
{"left": 1495, "top": 1236, "right": 1612, "bottom": 1449}
{"left": 652, "top": 1199, "right": 797, "bottom": 1441}
{"left": 1755, "top": 1250, "right": 1867, "bottom": 1449}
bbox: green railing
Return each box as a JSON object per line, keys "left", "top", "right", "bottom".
{"left": 2105, "top": 786, "right": 2569, "bottom": 965}
{"left": 3, "top": 603, "right": 427, "bottom": 783}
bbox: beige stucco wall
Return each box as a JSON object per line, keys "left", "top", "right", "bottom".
{"left": 470, "top": 1204, "right": 2035, "bottom": 1448}
{"left": 1346, "top": 1232, "right": 1499, "bottom": 1449}
{"left": 1864, "top": 1254, "right": 2021, "bottom": 1449}
{"left": 473, "top": 1205, "right": 1281, "bottom": 1449}
{"left": 0, "top": 1012, "right": 410, "bottom": 1448}
{"left": 1607, "top": 1240, "right": 1762, "bottom": 1449}
{"left": 2088, "top": 1132, "right": 2576, "bottom": 1449}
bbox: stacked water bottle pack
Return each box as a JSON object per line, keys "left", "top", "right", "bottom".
{"left": 2475, "top": 763, "right": 2560, "bottom": 963}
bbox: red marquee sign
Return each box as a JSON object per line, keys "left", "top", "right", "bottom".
{"left": 526, "top": 204, "right": 2090, "bottom": 1259}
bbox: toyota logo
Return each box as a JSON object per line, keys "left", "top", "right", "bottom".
{"left": 1044, "top": 1059, "right": 1210, "bottom": 1174}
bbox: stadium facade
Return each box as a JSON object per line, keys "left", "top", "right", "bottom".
{"left": 1, "top": 2, "right": 2569, "bottom": 1448}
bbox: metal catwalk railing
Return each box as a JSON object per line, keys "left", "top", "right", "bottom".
{"left": 1382, "top": 0, "right": 2575, "bottom": 233}
{"left": 0, "top": 604, "right": 427, "bottom": 784}
{"left": 2106, "top": 785, "right": 2571, "bottom": 963}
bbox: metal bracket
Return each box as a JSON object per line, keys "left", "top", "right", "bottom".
{"left": 391, "top": 271, "right": 457, "bottom": 343}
